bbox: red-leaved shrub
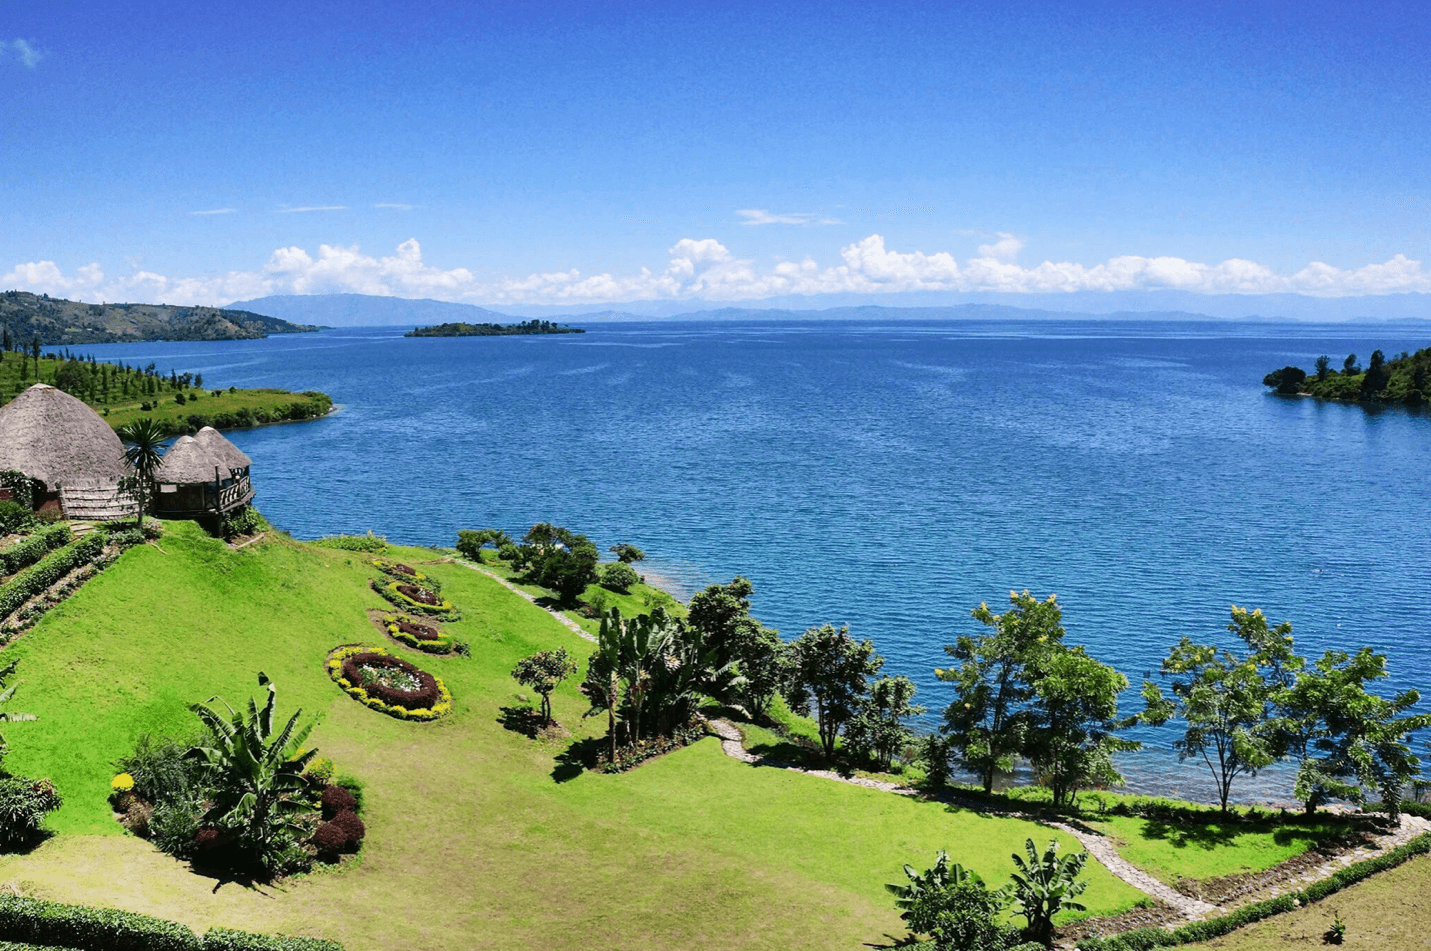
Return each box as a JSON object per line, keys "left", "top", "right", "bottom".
{"left": 320, "top": 784, "right": 358, "bottom": 820}
{"left": 331, "top": 809, "right": 365, "bottom": 850}
{"left": 311, "top": 821, "right": 348, "bottom": 855}
{"left": 195, "top": 828, "right": 221, "bottom": 850}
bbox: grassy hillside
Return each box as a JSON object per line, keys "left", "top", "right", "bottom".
{"left": 0, "top": 291, "right": 320, "bottom": 345}
{"left": 0, "top": 525, "right": 1141, "bottom": 950}
{"left": 0, "top": 351, "right": 331, "bottom": 436}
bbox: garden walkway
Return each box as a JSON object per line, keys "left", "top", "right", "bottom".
{"left": 706, "top": 718, "right": 1428, "bottom": 923}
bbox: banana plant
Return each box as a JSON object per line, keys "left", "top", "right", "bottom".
{"left": 1007, "top": 837, "right": 1089, "bottom": 947}
{"left": 186, "top": 672, "right": 317, "bottom": 872}
{"left": 0, "top": 659, "right": 36, "bottom": 763}
{"left": 884, "top": 850, "right": 986, "bottom": 920}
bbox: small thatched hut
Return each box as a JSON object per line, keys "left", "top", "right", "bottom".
{"left": 153, "top": 435, "right": 255, "bottom": 519}
{"left": 193, "top": 426, "right": 252, "bottom": 477}
{"left": 0, "top": 383, "right": 137, "bottom": 519}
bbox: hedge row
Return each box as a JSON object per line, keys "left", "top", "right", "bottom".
{"left": 0, "top": 895, "right": 342, "bottom": 951}
{"left": 0, "top": 524, "right": 72, "bottom": 575}
{"left": 0, "top": 534, "right": 105, "bottom": 620}
{"left": 1076, "top": 832, "right": 1431, "bottom": 950}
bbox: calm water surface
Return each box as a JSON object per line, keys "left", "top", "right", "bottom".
{"left": 71, "top": 320, "right": 1431, "bottom": 803}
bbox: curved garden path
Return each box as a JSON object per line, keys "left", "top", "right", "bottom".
{"left": 707, "top": 718, "right": 1429, "bottom": 923}
{"left": 449, "top": 560, "right": 596, "bottom": 643}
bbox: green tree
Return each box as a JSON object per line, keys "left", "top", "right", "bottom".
{"left": 456, "top": 528, "right": 511, "bottom": 563}
{"left": 598, "top": 561, "right": 640, "bottom": 593}
{"left": 937, "top": 591, "right": 1061, "bottom": 794}
{"left": 511, "top": 648, "right": 579, "bottom": 725}
{"left": 520, "top": 524, "right": 599, "bottom": 604}
{"left": 1007, "top": 838, "right": 1089, "bottom": 947}
{"left": 844, "top": 674, "right": 924, "bottom": 771}
{"left": 1315, "top": 354, "right": 1331, "bottom": 380}
{"left": 686, "top": 575, "right": 787, "bottom": 715}
{"left": 1025, "top": 645, "right": 1139, "bottom": 807}
{"left": 1342, "top": 353, "right": 1359, "bottom": 375}
{"left": 115, "top": 417, "right": 168, "bottom": 526}
{"left": 1278, "top": 648, "right": 1431, "bottom": 817}
{"left": 609, "top": 543, "right": 645, "bottom": 564}
{"left": 184, "top": 672, "right": 317, "bottom": 875}
{"left": 785, "top": 623, "right": 883, "bottom": 759}
{"left": 1141, "top": 606, "right": 1301, "bottom": 812}
{"left": 1362, "top": 349, "right": 1391, "bottom": 396}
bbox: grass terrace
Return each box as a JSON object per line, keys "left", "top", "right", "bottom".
{"left": 0, "top": 524, "right": 1145, "bottom": 950}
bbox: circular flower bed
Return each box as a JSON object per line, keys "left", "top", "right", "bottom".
{"left": 381, "top": 612, "right": 455, "bottom": 654}
{"left": 327, "top": 645, "right": 452, "bottom": 721}
{"left": 371, "top": 559, "right": 440, "bottom": 589}
{"left": 374, "top": 578, "right": 456, "bottom": 616}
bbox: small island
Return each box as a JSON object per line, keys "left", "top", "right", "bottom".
{"left": 404, "top": 319, "right": 585, "bottom": 337}
{"left": 1264, "top": 345, "right": 1430, "bottom": 407}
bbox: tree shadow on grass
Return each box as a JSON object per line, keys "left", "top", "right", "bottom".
{"left": 553, "top": 736, "right": 604, "bottom": 784}
{"left": 0, "top": 829, "right": 56, "bottom": 857}
{"left": 1139, "top": 819, "right": 1241, "bottom": 850}
{"left": 498, "top": 705, "right": 546, "bottom": 739}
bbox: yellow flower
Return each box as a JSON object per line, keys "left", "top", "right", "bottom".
{"left": 110, "top": 773, "right": 135, "bottom": 793}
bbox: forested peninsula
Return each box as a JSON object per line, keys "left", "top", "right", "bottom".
{"left": 1264, "top": 345, "right": 1431, "bottom": 406}
{"left": 404, "top": 319, "right": 584, "bottom": 337}
{"left": 0, "top": 291, "right": 322, "bottom": 345}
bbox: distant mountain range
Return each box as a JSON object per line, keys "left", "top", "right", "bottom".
{"left": 225, "top": 291, "right": 1431, "bottom": 328}
{"left": 0, "top": 291, "right": 321, "bottom": 345}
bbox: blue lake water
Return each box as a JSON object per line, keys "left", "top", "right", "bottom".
{"left": 67, "top": 320, "right": 1431, "bottom": 803}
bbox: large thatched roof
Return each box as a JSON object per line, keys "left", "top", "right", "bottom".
{"left": 0, "top": 384, "right": 130, "bottom": 490}
{"left": 194, "top": 426, "right": 251, "bottom": 470}
{"left": 155, "top": 436, "right": 228, "bottom": 486}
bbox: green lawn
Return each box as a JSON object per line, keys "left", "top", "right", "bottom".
{"left": 1092, "top": 814, "right": 1352, "bottom": 884}
{"left": 0, "top": 526, "right": 1143, "bottom": 950}
{"left": 1183, "top": 854, "right": 1431, "bottom": 951}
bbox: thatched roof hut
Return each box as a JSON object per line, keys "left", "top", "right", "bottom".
{"left": 0, "top": 383, "right": 129, "bottom": 490}
{"left": 155, "top": 436, "right": 228, "bottom": 486}
{"left": 193, "top": 426, "right": 251, "bottom": 472}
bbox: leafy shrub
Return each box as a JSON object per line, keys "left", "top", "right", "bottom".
{"left": 0, "top": 472, "right": 35, "bottom": 511}
{"left": 303, "top": 756, "right": 335, "bottom": 786}
{"left": 334, "top": 774, "right": 364, "bottom": 813}
{"left": 310, "top": 533, "right": 387, "bottom": 553}
{"left": 219, "top": 507, "right": 262, "bottom": 539}
{"left": 0, "top": 533, "right": 106, "bottom": 620}
{"left": 201, "top": 926, "right": 345, "bottom": 950}
{"left": 0, "top": 893, "right": 200, "bottom": 951}
{"left": 0, "top": 778, "right": 61, "bottom": 849}
{"left": 907, "top": 878, "right": 1021, "bottom": 951}
{"left": 320, "top": 785, "right": 357, "bottom": 820}
{"left": 148, "top": 799, "right": 203, "bottom": 859}
{"left": 310, "top": 821, "right": 347, "bottom": 856}
{"left": 0, "top": 523, "right": 72, "bottom": 575}
{"left": 115, "top": 729, "right": 211, "bottom": 805}
{"left": 330, "top": 809, "right": 364, "bottom": 849}
{"left": 598, "top": 561, "right": 640, "bottom": 594}
{"left": 0, "top": 501, "right": 33, "bottom": 537}
{"left": 105, "top": 528, "right": 145, "bottom": 549}
{"left": 141, "top": 519, "right": 164, "bottom": 540}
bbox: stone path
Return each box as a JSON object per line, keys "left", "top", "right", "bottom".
{"left": 707, "top": 718, "right": 1427, "bottom": 924}
{"left": 451, "top": 560, "right": 596, "bottom": 643}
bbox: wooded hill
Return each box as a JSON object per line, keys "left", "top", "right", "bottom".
{"left": 0, "top": 291, "right": 321, "bottom": 345}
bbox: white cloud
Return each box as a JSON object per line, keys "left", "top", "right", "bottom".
{"left": 373, "top": 202, "right": 416, "bottom": 211}
{"left": 3, "top": 39, "right": 43, "bottom": 68}
{"left": 6, "top": 237, "right": 1431, "bottom": 307}
{"left": 275, "top": 205, "right": 347, "bottom": 214}
{"left": 190, "top": 208, "right": 237, "bottom": 216}
{"left": 737, "top": 209, "right": 842, "bottom": 226}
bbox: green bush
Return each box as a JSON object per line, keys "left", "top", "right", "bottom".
{"left": 0, "top": 502, "right": 32, "bottom": 537}
{"left": 0, "top": 778, "right": 61, "bottom": 850}
{"left": 598, "top": 561, "right": 640, "bottom": 594}
{"left": 0, "top": 533, "right": 105, "bottom": 620}
{"left": 201, "top": 928, "right": 344, "bottom": 950}
{"left": 0, "top": 523, "right": 72, "bottom": 575}
{"left": 0, "top": 473, "right": 35, "bottom": 511}
{"left": 310, "top": 533, "right": 387, "bottom": 553}
{"left": 0, "top": 894, "right": 200, "bottom": 951}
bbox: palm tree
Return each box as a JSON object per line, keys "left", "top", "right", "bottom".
{"left": 0, "top": 659, "right": 37, "bottom": 764}
{"left": 115, "top": 417, "right": 167, "bottom": 526}
{"left": 185, "top": 672, "right": 317, "bottom": 874}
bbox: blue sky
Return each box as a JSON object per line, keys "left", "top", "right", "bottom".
{"left": 3, "top": 0, "right": 1430, "bottom": 307}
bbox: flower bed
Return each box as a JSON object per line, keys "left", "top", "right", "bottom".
{"left": 326, "top": 645, "right": 452, "bottom": 721}
{"left": 379, "top": 612, "right": 455, "bottom": 655}
{"left": 371, "top": 559, "right": 440, "bottom": 589}
{"left": 372, "top": 578, "right": 456, "bottom": 616}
